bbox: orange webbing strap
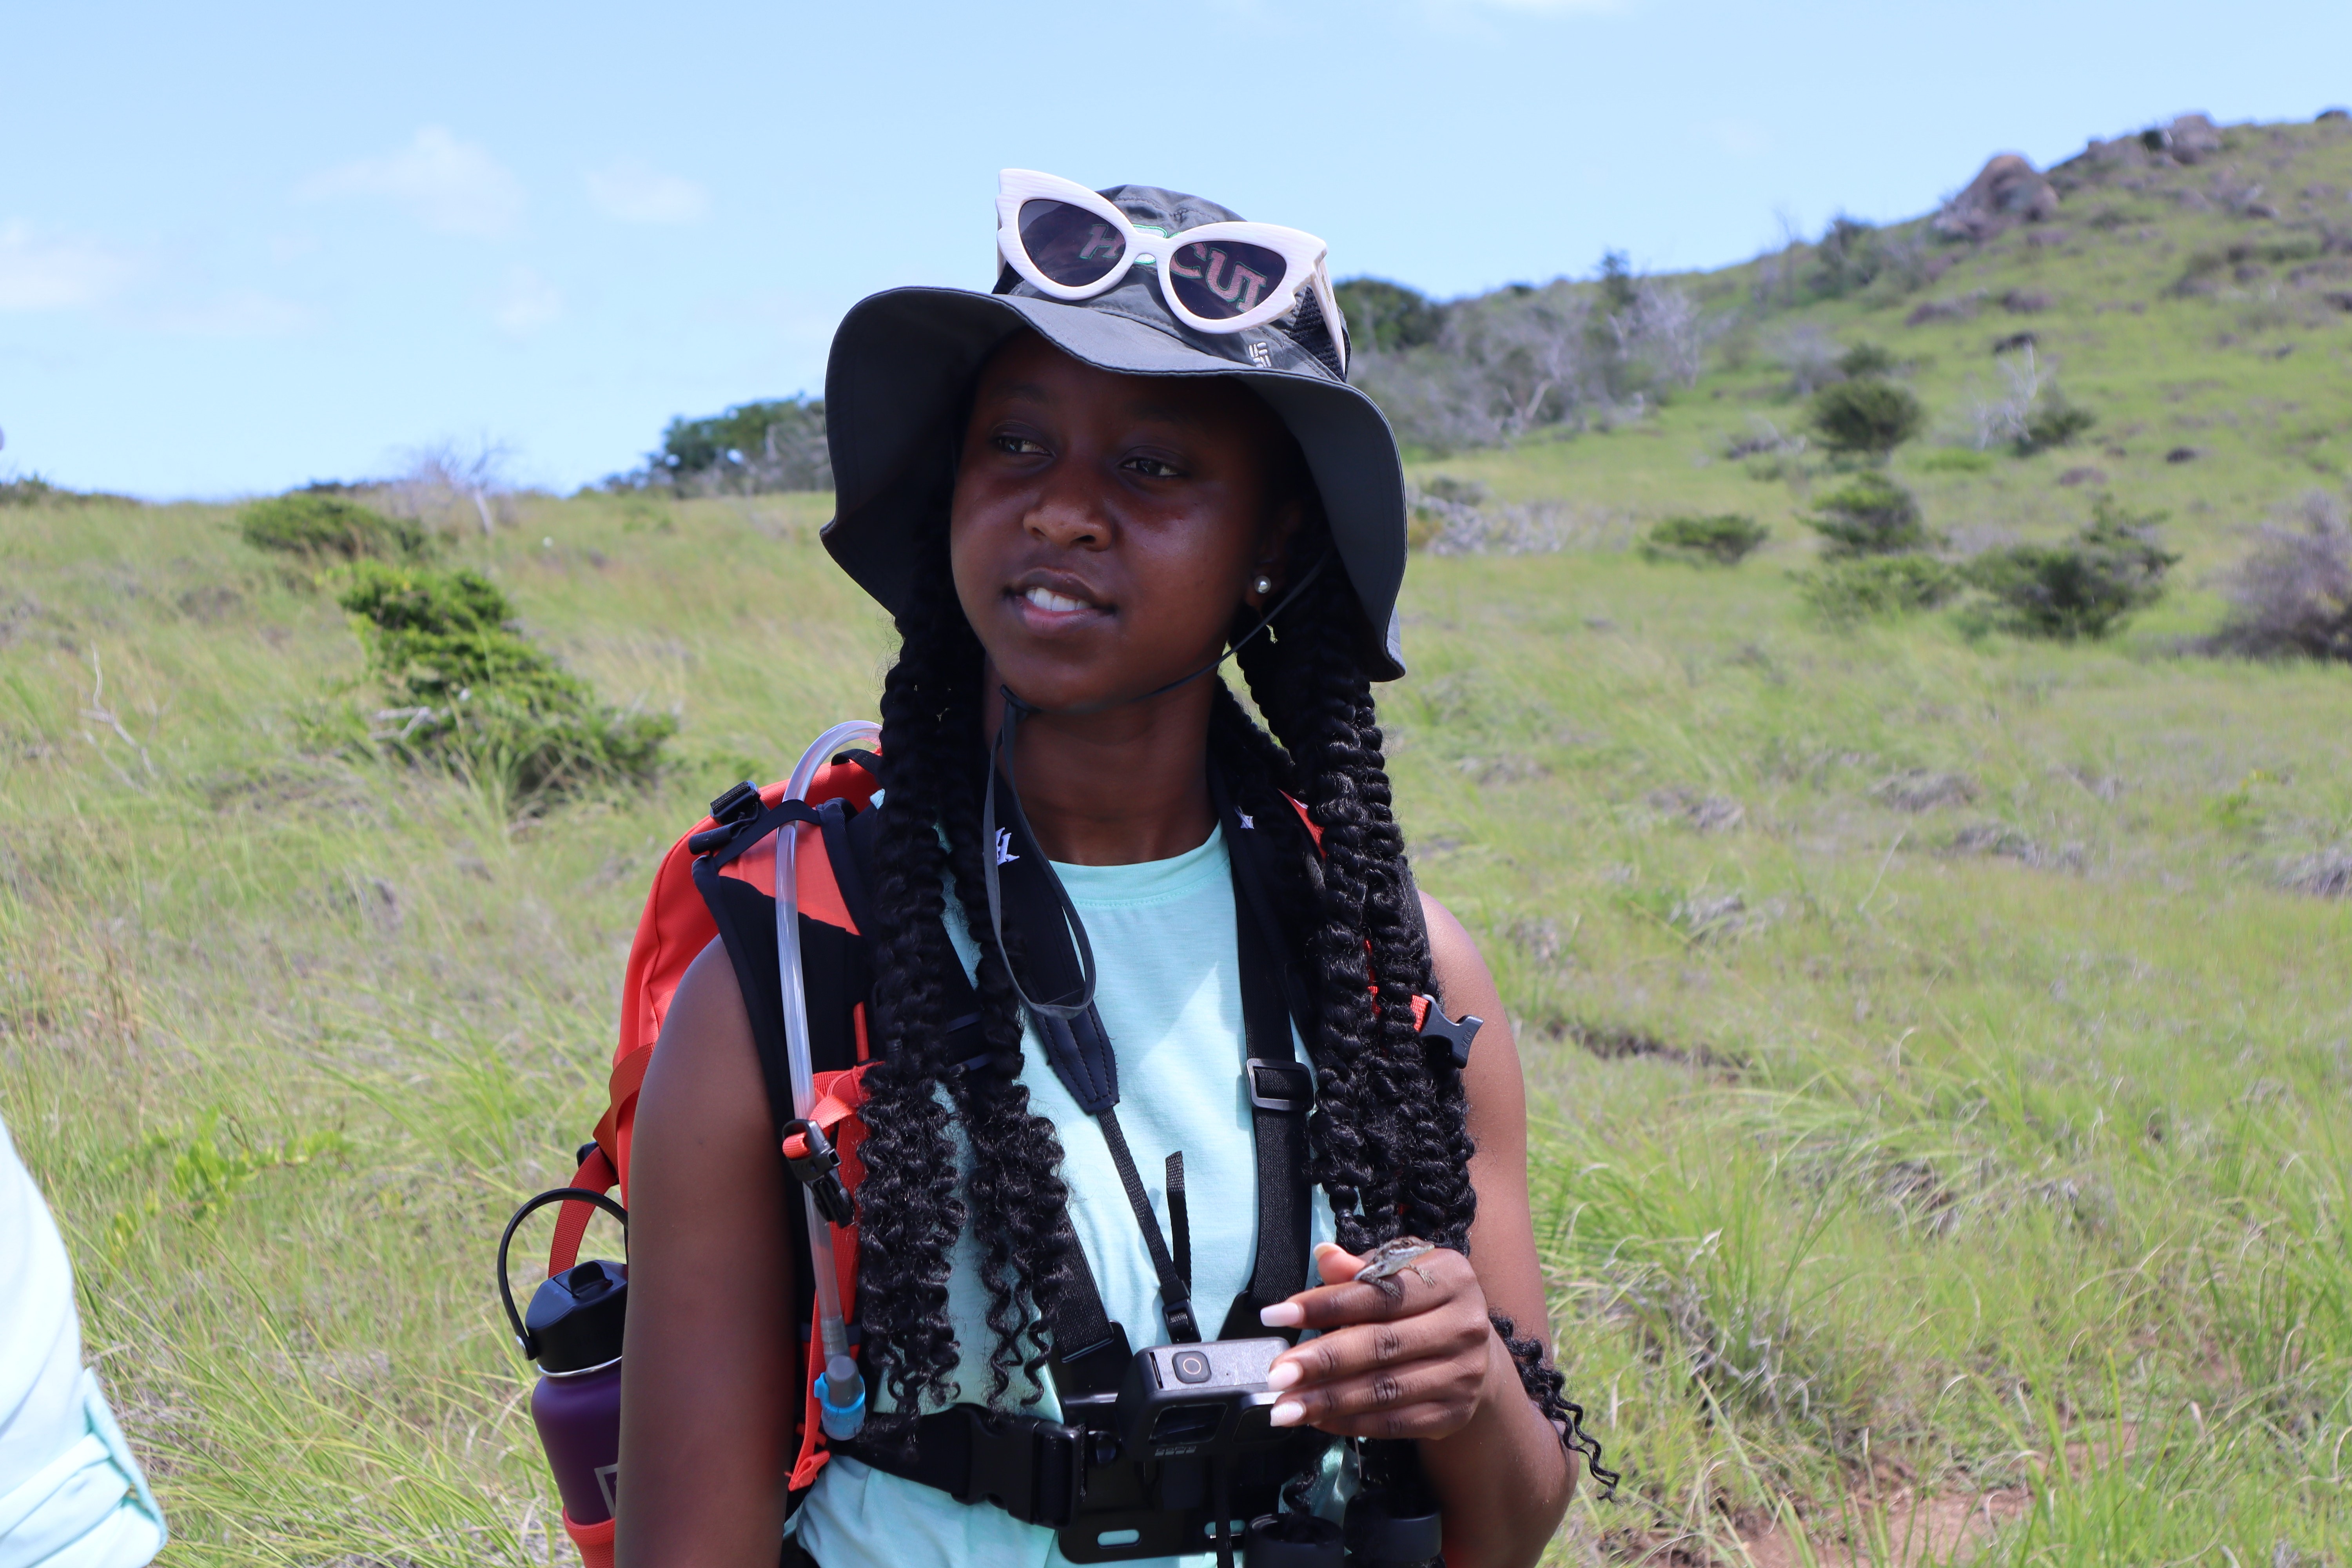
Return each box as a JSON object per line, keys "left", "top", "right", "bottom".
{"left": 547, "top": 1144, "right": 620, "bottom": 1277}
{"left": 562, "top": 1510, "right": 615, "bottom": 1568}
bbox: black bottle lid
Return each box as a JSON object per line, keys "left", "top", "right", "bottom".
{"left": 1245, "top": 1511, "right": 1345, "bottom": 1568}
{"left": 524, "top": 1258, "right": 628, "bottom": 1373}
{"left": 1341, "top": 1486, "right": 1443, "bottom": 1566}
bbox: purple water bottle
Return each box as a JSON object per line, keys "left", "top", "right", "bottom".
{"left": 500, "top": 1189, "right": 630, "bottom": 1535}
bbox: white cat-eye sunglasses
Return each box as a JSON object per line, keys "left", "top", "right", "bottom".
{"left": 995, "top": 169, "right": 1348, "bottom": 368}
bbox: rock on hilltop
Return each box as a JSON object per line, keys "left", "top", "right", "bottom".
{"left": 1932, "top": 154, "right": 2061, "bottom": 242}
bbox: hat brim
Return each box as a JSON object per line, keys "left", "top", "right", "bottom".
{"left": 820, "top": 286, "right": 1407, "bottom": 681}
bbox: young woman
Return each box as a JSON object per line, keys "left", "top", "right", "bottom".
{"left": 615, "top": 175, "right": 1604, "bottom": 1568}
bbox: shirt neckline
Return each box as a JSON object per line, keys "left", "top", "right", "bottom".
{"left": 1048, "top": 825, "right": 1228, "bottom": 909}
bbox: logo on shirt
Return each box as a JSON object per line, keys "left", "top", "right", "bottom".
{"left": 995, "top": 828, "right": 1019, "bottom": 866}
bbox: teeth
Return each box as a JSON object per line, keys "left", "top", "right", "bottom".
{"left": 1024, "top": 586, "right": 1091, "bottom": 613}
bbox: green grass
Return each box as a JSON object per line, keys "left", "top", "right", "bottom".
{"left": 7, "top": 113, "right": 2352, "bottom": 1568}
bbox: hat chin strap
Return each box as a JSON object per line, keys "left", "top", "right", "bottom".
{"left": 979, "top": 551, "right": 1330, "bottom": 1020}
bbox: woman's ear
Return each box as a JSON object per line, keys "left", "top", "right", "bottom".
{"left": 1245, "top": 497, "right": 1307, "bottom": 608}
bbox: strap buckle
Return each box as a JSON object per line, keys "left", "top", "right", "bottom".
{"left": 781, "top": 1119, "right": 855, "bottom": 1227}
{"left": 1245, "top": 1058, "right": 1313, "bottom": 1113}
{"left": 959, "top": 1408, "right": 1084, "bottom": 1527}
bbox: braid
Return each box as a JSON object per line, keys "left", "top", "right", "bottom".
{"left": 852, "top": 546, "right": 976, "bottom": 1439}
{"left": 937, "top": 739, "right": 1084, "bottom": 1408}
{"left": 857, "top": 532, "right": 1082, "bottom": 1423}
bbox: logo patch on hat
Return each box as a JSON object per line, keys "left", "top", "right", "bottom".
{"left": 1249, "top": 341, "right": 1273, "bottom": 367}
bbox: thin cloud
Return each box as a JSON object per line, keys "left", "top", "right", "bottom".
{"left": 0, "top": 223, "right": 140, "bottom": 311}
{"left": 493, "top": 265, "right": 563, "bottom": 335}
{"left": 299, "top": 127, "right": 524, "bottom": 238}
{"left": 1702, "top": 118, "right": 1771, "bottom": 159}
{"left": 149, "top": 290, "right": 317, "bottom": 337}
{"left": 585, "top": 158, "right": 710, "bottom": 225}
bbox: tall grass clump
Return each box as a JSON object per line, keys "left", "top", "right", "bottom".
{"left": 331, "top": 561, "right": 674, "bottom": 803}
{"left": 239, "top": 493, "right": 434, "bottom": 564}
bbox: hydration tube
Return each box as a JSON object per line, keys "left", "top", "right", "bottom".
{"left": 778, "top": 718, "right": 882, "bottom": 1441}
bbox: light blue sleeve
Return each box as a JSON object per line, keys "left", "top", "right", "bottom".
{"left": 0, "top": 1119, "right": 167, "bottom": 1568}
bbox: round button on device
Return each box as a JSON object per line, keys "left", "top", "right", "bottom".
{"left": 1172, "top": 1350, "right": 1212, "bottom": 1384}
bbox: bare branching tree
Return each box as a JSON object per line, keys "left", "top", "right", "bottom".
{"left": 2210, "top": 490, "right": 2352, "bottom": 661}
{"left": 1614, "top": 281, "right": 1707, "bottom": 389}
{"left": 381, "top": 438, "right": 516, "bottom": 534}
{"left": 1767, "top": 323, "right": 1842, "bottom": 396}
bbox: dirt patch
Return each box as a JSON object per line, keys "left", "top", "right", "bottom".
{"left": 1546, "top": 1018, "right": 1740, "bottom": 1074}
{"left": 1737, "top": 1486, "right": 2031, "bottom": 1568}
{"left": 1871, "top": 770, "right": 1978, "bottom": 812}
{"left": 2280, "top": 850, "right": 2352, "bottom": 898}
{"left": 1648, "top": 787, "right": 1746, "bottom": 833}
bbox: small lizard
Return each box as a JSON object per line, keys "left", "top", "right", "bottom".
{"left": 1353, "top": 1235, "right": 1441, "bottom": 1291}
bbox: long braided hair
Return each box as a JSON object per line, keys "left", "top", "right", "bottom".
{"left": 843, "top": 434, "right": 1612, "bottom": 1489}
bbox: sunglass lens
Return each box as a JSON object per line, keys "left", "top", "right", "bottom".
{"left": 1165, "top": 240, "right": 1289, "bottom": 320}
{"left": 1017, "top": 201, "right": 1126, "bottom": 286}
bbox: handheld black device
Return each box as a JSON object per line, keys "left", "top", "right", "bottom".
{"left": 1116, "top": 1338, "right": 1290, "bottom": 1461}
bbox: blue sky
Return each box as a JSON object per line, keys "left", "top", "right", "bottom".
{"left": 5, "top": 0, "right": 2347, "bottom": 498}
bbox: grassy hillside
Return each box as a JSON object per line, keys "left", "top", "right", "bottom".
{"left": 1397, "top": 112, "right": 2352, "bottom": 601}
{"left": 5, "top": 113, "right": 2351, "bottom": 1568}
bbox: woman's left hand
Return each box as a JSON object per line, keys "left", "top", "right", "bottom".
{"left": 1258, "top": 1241, "right": 1499, "bottom": 1440}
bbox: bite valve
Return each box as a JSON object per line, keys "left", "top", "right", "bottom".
{"left": 815, "top": 1352, "right": 866, "bottom": 1441}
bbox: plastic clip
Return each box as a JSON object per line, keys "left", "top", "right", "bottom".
{"left": 1415, "top": 996, "right": 1483, "bottom": 1071}
{"left": 782, "top": 1118, "right": 855, "bottom": 1226}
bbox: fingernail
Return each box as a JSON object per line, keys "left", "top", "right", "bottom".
{"left": 1269, "top": 1400, "right": 1306, "bottom": 1428}
{"left": 1264, "top": 1361, "right": 1300, "bottom": 1392}
{"left": 1259, "top": 1302, "right": 1304, "bottom": 1328}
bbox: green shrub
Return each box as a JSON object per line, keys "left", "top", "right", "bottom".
{"left": 1798, "top": 555, "right": 1962, "bottom": 627}
{"left": 334, "top": 561, "right": 673, "bottom": 803}
{"left": 1807, "top": 379, "right": 1926, "bottom": 459}
{"left": 2014, "top": 399, "right": 2098, "bottom": 455}
{"left": 1962, "top": 497, "right": 2178, "bottom": 640}
{"left": 1641, "top": 514, "right": 1770, "bottom": 566}
{"left": 1836, "top": 342, "right": 1898, "bottom": 379}
{"left": 1335, "top": 276, "right": 1448, "bottom": 353}
{"left": 1801, "top": 473, "right": 1934, "bottom": 557}
{"left": 240, "top": 494, "right": 432, "bottom": 563}
{"left": 1914, "top": 448, "right": 1996, "bottom": 474}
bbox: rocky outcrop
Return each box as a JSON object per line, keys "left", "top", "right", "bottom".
{"left": 2149, "top": 112, "right": 2225, "bottom": 163}
{"left": 1933, "top": 154, "right": 2060, "bottom": 242}
{"left": 2084, "top": 113, "right": 2230, "bottom": 167}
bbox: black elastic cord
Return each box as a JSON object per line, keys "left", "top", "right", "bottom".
{"left": 981, "top": 691, "right": 1099, "bottom": 1021}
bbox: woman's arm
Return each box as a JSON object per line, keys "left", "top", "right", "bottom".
{"left": 615, "top": 939, "right": 801, "bottom": 1568}
{"left": 1260, "top": 894, "right": 1575, "bottom": 1568}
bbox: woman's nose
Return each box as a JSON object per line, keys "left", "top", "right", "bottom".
{"left": 1023, "top": 470, "right": 1108, "bottom": 550}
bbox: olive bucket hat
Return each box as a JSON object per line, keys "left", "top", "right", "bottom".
{"left": 818, "top": 176, "right": 1410, "bottom": 680}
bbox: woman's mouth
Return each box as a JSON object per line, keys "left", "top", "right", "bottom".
{"left": 1009, "top": 576, "right": 1111, "bottom": 630}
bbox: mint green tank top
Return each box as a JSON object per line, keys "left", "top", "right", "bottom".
{"left": 789, "top": 825, "right": 1337, "bottom": 1568}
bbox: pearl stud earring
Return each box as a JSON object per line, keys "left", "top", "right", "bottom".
{"left": 1253, "top": 575, "right": 1274, "bottom": 596}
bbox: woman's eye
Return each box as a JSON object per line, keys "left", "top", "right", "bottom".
{"left": 1123, "top": 455, "right": 1183, "bottom": 479}
{"left": 991, "top": 434, "right": 1048, "bottom": 456}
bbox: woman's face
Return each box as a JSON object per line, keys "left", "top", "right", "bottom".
{"left": 949, "top": 331, "right": 1292, "bottom": 715}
